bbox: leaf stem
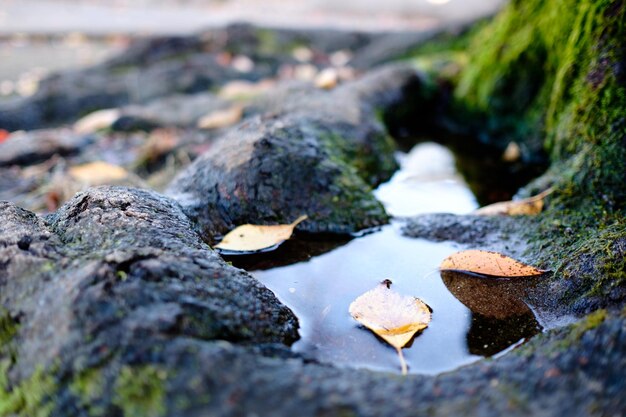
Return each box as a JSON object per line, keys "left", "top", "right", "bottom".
{"left": 396, "top": 347, "right": 408, "bottom": 375}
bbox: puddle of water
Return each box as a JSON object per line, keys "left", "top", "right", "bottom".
{"left": 254, "top": 225, "right": 481, "bottom": 374}
{"left": 231, "top": 142, "right": 542, "bottom": 375}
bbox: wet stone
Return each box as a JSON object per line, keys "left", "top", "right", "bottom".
{"left": 167, "top": 64, "right": 424, "bottom": 241}
{"left": 0, "top": 186, "right": 299, "bottom": 383}
{"left": 0, "top": 129, "right": 93, "bottom": 167}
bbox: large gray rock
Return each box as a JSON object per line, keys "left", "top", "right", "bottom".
{"left": 167, "top": 65, "right": 425, "bottom": 240}
{"left": 0, "top": 186, "right": 299, "bottom": 384}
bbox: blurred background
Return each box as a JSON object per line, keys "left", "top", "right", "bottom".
{"left": 0, "top": 0, "right": 504, "bottom": 97}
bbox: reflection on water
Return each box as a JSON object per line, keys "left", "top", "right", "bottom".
{"left": 375, "top": 142, "right": 477, "bottom": 217}
{"left": 235, "top": 142, "right": 541, "bottom": 374}
{"left": 441, "top": 271, "right": 542, "bottom": 356}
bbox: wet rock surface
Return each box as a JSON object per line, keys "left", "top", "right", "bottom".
{"left": 0, "top": 187, "right": 298, "bottom": 386}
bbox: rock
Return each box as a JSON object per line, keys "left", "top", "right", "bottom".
{"left": 402, "top": 213, "right": 524, "bottom": 249}
{"left": 117, "top": 93, "right": 232, "bottom": 131}
{"left": 0, "top": 24, "right": 442, "bottom": 132}
{"left": 2, "top": 188, "right": 625, "bottom": 417}
{"left": 0, "top": 186, "right": 299, "bottom": 384}
{"left": 0, "top": 129, "right": 93, "bottom": 167}
{"left": 167, "top": 114, "right": 390, "bottom": 239}
{"left": 167, "top": 65, "right": 424, "bottom": 240}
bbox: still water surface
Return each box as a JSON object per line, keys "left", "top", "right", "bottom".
{"left": 238, "top": 143, "right": 540, "bottom": 374}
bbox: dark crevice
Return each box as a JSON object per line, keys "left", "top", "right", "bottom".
{"left": 381, "top": 82, "right": 549, "bottom": 205}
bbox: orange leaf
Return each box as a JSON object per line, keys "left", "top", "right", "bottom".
{"left": 440, "top": 250, "right": 545, "bottom": 277}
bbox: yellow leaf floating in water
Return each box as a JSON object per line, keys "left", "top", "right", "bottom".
{"left": 68, "top": 161, "right": 129, "bottom": 185}
{"left": 440, "top": 250, "right": 546, "bottom": 277}
{"left": 215, "top": 215, "right": 308, "bottom": 253}
{"left": 474, "top": 188, "right": 554, "bottom": 216}
{"left": 349, "top": 279, "right": 431, "bottom": 375}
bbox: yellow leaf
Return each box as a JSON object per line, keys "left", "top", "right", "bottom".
{"left": 214, "top": 215, "right": 307, "bottom": 253}
{"left": 349, "top": 279, "right": 431, "bottom": 375}
{"left": 440, "top": 250, "right": 545, "bottom": 277}
{"left": 218, "top": 79, "right": 275, "bottom": 100}
{"left": 474, "top": 188, "right": 553, "bottom": 216}
{"left": 314, "top": 68, "right": 339, "bottom": 90}
{"left": 197, "top": 105, "right": 243, "bottom": 130}
{"left": 74, "top": 109, "right": 120, "bottom": 134}
{"left": 68, "top": 161, "right": 129, "bottom": 185}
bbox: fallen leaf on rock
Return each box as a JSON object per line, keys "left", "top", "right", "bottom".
{"left": 215, "top": 215, "right": 308, "bottom": 253}
{"left": 197, "top": 105, "right": 243, "bottom": 130}
{"left": 314, "top": 68, "right": 339, "bottom": 90}
{"left": 74, "top": 109, "right": 120, "bottom": 134}
{"left": 349, "top": 279, "right": 431, "bottom": 375}
{"left": 218, "top": 80, "right": 275, "bottom": 100}
{"left": 440, "top": 250, "right": 545, "bottom": 277}
{"left": 68, "top": 161, "right": 129, "bottom": 185}
{"left": 474, "top": 188, "right": 554, "bottom": 216}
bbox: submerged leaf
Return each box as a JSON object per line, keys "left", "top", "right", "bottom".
{"left": 474, "top": 188, "right": 553, "bottom": 216}
{"left": 440, "top": 250, "right": 545, "bottom": 277}
{"left": 68, "top": 161, "right": 129, "bottom": 184}
{"left": 215, "top": 215, "right": 308, "bottom": 253}
{"left": 349, "top": 279, "right": 431, "bottom": 374}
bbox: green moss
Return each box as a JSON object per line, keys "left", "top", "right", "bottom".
{"left": 0, "top": 313, "right": 17, "bottom": 350}
{"left": 405, "top": 22, "right": 488, "bottom": 81}
{"left": 449, "top": 0, "right": 625, "bottom": 306}
{"left": 319, "top": 131, "right": 398, "bottom": 187}
{"left": 580, "top": 309, "right": 608, "bottom": 331}
{"left": 70, "top": 367, "right": 105, "bottom": 414}
{"left": 0, "top": 312, "right": 56, "bottom": 417}
{"left": 0, "top": 312, "right": 17, "bottom": 371}
{"left": 555, "top": 309, "right": 608, "bottom": 350}
{"left": 113, "top": 365, "right": 167, "bottom": 417}
{"left": 0, "top": 362, "right": 56, "bottom": 417}
{"left": 255, "top": 28, "right": 280, "bottom": 55}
